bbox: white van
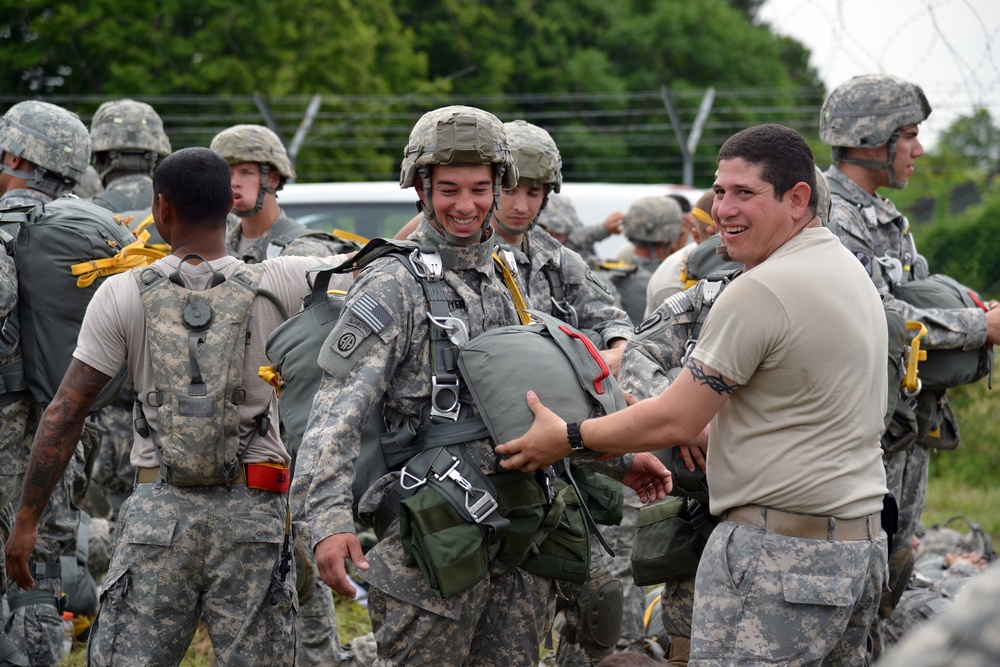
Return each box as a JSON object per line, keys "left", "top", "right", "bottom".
{"left": 278, "top": 181, "right": 704, "bottom": 258}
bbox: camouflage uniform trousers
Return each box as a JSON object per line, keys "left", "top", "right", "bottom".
{"left": 87, "top": 482, "right": 296, "bottom": 667}
{"left": 85, "top": 404, "right": 137, "bottom": 580}
{"left": 0, "top": 397, "right": 34, "bottom": 593}
{"left": 876, "top": 562, "right": 1000, "bottom": 667}
{"left": 5, "top": 473, "right": 80, "bottom": 667}
{"left": 364, "top": 529, "right": 555, "bottom": 667}
{"left": 294, "top": 523, "right": 343, "bottom": 667}
{"left": 554, "top": 493, "right": 644, "bottom": 666}
{"left": 689, "top": 519, "right": 887, "bottom": 666}
{"left": 659, "top": 575, "right": 697, "bottom": 663}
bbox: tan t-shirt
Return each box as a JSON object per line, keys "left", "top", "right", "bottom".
{"left": 691, "top": 227, "right": 887, "bottom": 519}
{"left": 74, "top": 253, "right": 352, "bottom": 469}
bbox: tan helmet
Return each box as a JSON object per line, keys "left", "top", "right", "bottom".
{"left": 211, "top": 124, "right": 295, "bottom": 216}
{"left": 820, "top": 74, "right": 931, "bottom": 189}
{"left": 90, "top": 99, "right": 171, "bottom": 178}
{"left": 537, "top": 192, "right": 582, "bottom": 237}
{"left": 0, "top": 100, "right": 91, "bottom": 196}
{"left": 399, "top": 106, "right": 517, "bottom": 244}
{"left": 503, "top": 120, "right": 562, "bottom": 191}
{"left": 622, "top": 195, "right": 683, "bottom": 245}
{"left": 814, "top": 165, "right": 831, "bottom": 226}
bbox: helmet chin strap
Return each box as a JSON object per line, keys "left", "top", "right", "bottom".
{"left": 837, "top": 130, "right": 906, "bottom": 190}
{"left": 233, "top": 163, "right": 275, "bottom": 218}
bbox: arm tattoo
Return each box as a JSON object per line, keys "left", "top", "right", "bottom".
{"left": 686, "top": 359, "right": 742, "bottom": 396}
{"left": 19, "top": 360, "right": 110, "bottom": 522}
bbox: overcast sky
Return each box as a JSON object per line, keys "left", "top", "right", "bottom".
{"left": 757, "top": 0, "right": 1000, "bottom": 149}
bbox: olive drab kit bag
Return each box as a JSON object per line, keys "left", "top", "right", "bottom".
{"left": 0, "top": 196, "right": 163, "bottom": 409}
{"left": 133, "top": 254, "right": 276, "bottom": 486}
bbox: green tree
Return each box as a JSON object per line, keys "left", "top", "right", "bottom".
{"left": 937, "top": 107, "right": 1000, "bottom": 172}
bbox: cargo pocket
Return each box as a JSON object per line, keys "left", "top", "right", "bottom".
{"left": 781, "top": 573, "right": 855, "bottom": 607}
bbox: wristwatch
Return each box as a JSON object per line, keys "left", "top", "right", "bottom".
{"left": 566, "top": 419, "right": 593, "bottom": 457}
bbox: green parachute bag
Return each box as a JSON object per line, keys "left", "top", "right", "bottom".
{"left": 631, "top": 497, "right": 715, "bottom": 586}
{"left": 894, "top": 274, "right": 994, "bottom": 391}
{"left": 0, "top": 197, "right": 137, "bottom": 409}
{"left": 518, "top": 478, "right": 591, "bottom": 584}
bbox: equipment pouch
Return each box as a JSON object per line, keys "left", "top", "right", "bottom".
{"left": 398, "top": 485, "right": 489, "bottom": 599}
{"left": 918, "top": 392, "right": 960, "bottom": 451}
{"left": 570, "top": 466, "right": 623, "bottom": 527}
{"left": 882, "top": 493, "right": 899, "bottom": 557}
{"left": 631, "top": 497, "right": 714, "bottom": 586}
{"left": 492, "top": 471, "right": 548, "bottom": 569}
{"left": 519, "top": 479, "right": 591, "bottom": 583}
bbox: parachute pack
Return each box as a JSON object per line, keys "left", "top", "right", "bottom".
{"left": 0, "top": 196, "right": 163, "bottom": 409}
{"left": 133, "top": 254, "right": 274, "bottom": 486}
{"left": 894, "top": 274, "right": 994, "bottom": 391}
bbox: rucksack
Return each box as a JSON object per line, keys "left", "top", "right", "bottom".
{"left": 134, "top": 255, "right": 272, "bottom": 486}
{"left": 894, "top": 274, "right": 994, "bottom": 390}
{"left": 0, "top": 196, "right": 156, "bottom": 409}
{"left": 264, "top": 266, "right": 347, "bottom": 457}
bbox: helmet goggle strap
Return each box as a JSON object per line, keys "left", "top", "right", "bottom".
{"left": 98, "top": 150, "right": 158, "bottom": 179}
{"left": 836, "top": 129, "right": 905, "bottom": 189}
{"left": 234, "top": 163, "right": 274, "bottom": 218}
{"left": 418, "top": 165, "right": 501, "bottom": 247}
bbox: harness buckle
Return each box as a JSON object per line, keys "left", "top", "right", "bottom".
{"left": 399, "top": 467, "right": 427, "bottom": 491}
{"left": 430, "top": 375, "right": 461, "bottom": 421}
{"left": 428, "top": 314, "right": 469, "bottom": 346}
{"left": 551, "top": 298, "right": 579, "bottom": 328}
{"left": 410, "top": 249, "right": 443, "bottom": 281}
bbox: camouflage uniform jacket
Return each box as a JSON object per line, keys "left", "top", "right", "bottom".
{"left": 91, "top": 173, "right": 153, "bottom": 214}
{"left": 227, "top": 210, "right": 348, "bottom": 262}
{"left": 565, "top": 222, "right": 609, "bottom": 265}
{"left": 509, "top": 226, "right": 632, "bottom": 346}
{"left": 825, "top": 166, "right": 986, "bottom": 351}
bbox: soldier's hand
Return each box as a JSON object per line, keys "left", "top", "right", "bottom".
{"left": 315, "top": 532, "right": 369, "bottom": 598}
{"left": 604, "top": 212, "right": 625, "bottom": 235}
{"left": 497, "top": 391, "right": 570, "bottom": 472}
{"left": 599, "top": 345, "right": 623, "bottom": 379}
{"left": 5, "top": 514, "right": 39, "bottom": 590}
{"left": 984, "top": 303, "right": 1000, "bottom": 346}
{"left": 623, "top": 452, "right": 672, "bottom": 503}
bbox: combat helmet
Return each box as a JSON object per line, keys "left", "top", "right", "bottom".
{"left": 537, "top": 192, "right": 582, "bottom": 239}
{"left": 820, "top": 74, "right": 931, "bottom": 189}
{"left": 90, "top": 99, "right": 171, "bottom": 179}
{"left": 0, "top": 100, "right": 90, "bottom": 196}
{"left": 494, "top": 119, "right": 564, "bottom": 236}
{"left": 622, "top": 195, "right": 683, "bottom": 246}
{"left": 210, "top": 124, "right": 296, "bottom": 217}
{"left": 814, "top": 164, "right": 831, "bottom": 226}
{"left": 399, "top": 105, "right": 517, "bottom": 245}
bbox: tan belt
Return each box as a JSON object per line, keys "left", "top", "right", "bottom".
{"left": 725, "top": 505, "right": 880, "bottom": 541}
{"left": 136, "top": 467, "right": 246, "bottom": 485}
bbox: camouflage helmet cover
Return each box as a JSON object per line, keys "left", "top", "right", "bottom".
{"left": 814, "top": 164, "right": 831, "bottom": 226}
{"left": 210, "top": 124, "right": 296, "bottom": 180}
{"left": 0, "top": 100, "right": 91, "bottom": 184}
{"left": 503, "top": 119, "right": 562, "bottom": 192}
{"left": 622, "top": 195, "right": 683, "bottom": 244}
{"left": 399, "top": 105, "right": 517, "bottom": 190}
{"left": 820, "top": 74, "right": 931, "bottom": 149}
{"left": 90, "top": 99, "right": 171, "bottom": 156}
{"left": 537, "top": 192, "right": 582, "bottom": 236}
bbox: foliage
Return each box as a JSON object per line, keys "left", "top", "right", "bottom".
{"left": 937, "top": 107, "right": 1000, "bottom": 172}
{"left": 911, "top": 181, "right": 1000, "bottom": 295}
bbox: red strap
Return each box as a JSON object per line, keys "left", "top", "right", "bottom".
{"left": 558, "top": 325, "right": 610, "bottom": 395}
{"left": 244, "top": 463, "right": 290, "bottom": 492}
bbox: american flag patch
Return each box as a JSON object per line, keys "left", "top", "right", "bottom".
{"left": 351, "top": 294, "right": 392, "bottom": 333}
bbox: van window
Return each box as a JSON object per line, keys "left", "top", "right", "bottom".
{"left": 281, "top": 202, "right": 416, "bottom": 241}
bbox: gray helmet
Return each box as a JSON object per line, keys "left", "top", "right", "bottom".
{"left": 211, "top": 124, "right": 295, "bottom": 217}
{"left": 90, "top": 99, "right": 171, "bottom": 178}
{"left": 0, "top": 100, "right": 91, "bottom": 196}
{"left": 820, "top": 74, "right": 931, "bottom": 189}
{"left": 503, "top": 120, "right": 562, "bottom": 192}
{"left": 537, "top": 192, "right": 582, "bottom": 237}
{"left": 814, "top": 164, "right": 831, "bottom": 226}
{"left": 399, "top": 105, "right": 517, "bottom": 244}
{"left": 622, "top": 195, "right": 683, "bottom": 244}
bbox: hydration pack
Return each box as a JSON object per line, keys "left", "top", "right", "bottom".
{"left": 134, "top": 255, "right": 269, "bottom": 486}
{"left": 0, "top": 196, "right": 157, "bottom": 409}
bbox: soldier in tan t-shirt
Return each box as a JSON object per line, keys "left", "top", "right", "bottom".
{"left": 498, "top": 124, "right": 889, "bottom": 666}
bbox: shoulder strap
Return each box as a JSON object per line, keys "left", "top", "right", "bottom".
{"left": 541, "top": 251, "right": 579, "bottom": 328}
